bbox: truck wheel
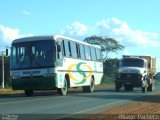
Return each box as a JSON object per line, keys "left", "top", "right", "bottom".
{"left": 82, "top": 77, "right": 95, "bottom": 93}
{"left": 57, "top": 78, "right": 68, "bottom": 95}
{"left": 25, "top": 90, "right": 34, "bottom": 97}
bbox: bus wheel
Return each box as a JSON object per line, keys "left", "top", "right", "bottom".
{"left": 147, "top": 84, "right": 153, "bottom": 91}
{"left": 25, "top": 90, "right": 33, "bottom": 97}
{"left": 82, "top": 77, "right": 95, "bottom": 93}
{"left": 142, "top": 86, "right": 147, "bottom": 93}
{"left": 57, "top": 78, "right": 68, "bottom": 95}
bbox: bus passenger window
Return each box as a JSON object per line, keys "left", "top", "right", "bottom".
{"left": 96, "top": 49, "right": 101, "bottom": 61}
{"left": 80, "top": 44, "right": 85, "bottom": 59}
{"left": 70, "top": 41, "right": 77, "bottom": 58}
{"left": 76, "top": 43, "right": 81, "bottom": 58}
{"left": 68, "top": 41, "right": 72, "bottom": 57}
{"left": 91, "top": 47, "right": 96, "bottom": 61}
{"left": 62, "top": 40, "right": 66, "bottom": 56}
{"left": 63, "top": 40, "right": 70, "bottom": 57}
{"left": 84, "top": 46, "right": 91, "bottom": 60}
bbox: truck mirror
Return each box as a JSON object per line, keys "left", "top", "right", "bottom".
{"left": 6, "top": 49, "right": 8, "bottom": 56}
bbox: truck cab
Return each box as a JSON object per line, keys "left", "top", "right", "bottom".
{"left": 115, "top": 55, "right": 155, "bottom": 92}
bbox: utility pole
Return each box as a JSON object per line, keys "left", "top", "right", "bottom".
{"left": 1, "top": 51, "right": 5, "bottom": 89}
{"left": 1, "top": 47, "right": 10, "bottom": 89}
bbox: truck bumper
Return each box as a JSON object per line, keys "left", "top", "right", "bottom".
{"left": 115, "top": 80, "right": 142, "bottom": 87}
{"left": 115, "top": 73, "right": 142, "bottom": 87}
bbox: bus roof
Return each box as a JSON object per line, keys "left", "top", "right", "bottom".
{"left": 12, "top": 34, "right": 101, "bottom": 49}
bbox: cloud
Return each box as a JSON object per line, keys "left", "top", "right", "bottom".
{"left": 60, "top": 21, "right": 88, "bottom": 39}
{"left": 60, "top": 18, "right": 160, "bottom": 48}
{"left": 0, "top": 25, "right": 23, "bottom": 49}
{"left": 21, "top": 10, "right": 31, "bottom": 15}
{"left": 94, "top": 18, "right": 160, "bottom": 47}
{"left": 123, "top": 50, "right": 130, "bottom": 55}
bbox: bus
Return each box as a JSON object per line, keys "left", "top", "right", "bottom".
{"left": 9, "top": 35, "right": 103, "bottom": 96}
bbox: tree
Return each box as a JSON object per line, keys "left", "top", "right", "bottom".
{"left": 84, "top": 36, "right": 124, "bottom": 60}
{"left": 103, "top": 58, "right": 119, "bottom": 76}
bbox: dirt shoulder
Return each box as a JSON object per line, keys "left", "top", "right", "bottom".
{"left": 86, "top": 94, "right": 160, "bottom": 120}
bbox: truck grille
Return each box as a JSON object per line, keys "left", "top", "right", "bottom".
{"left": 119, "top": 73, "right": 142, "bottom": 80}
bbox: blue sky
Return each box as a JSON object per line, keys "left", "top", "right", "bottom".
{"left": 0, "top": 0, "right": 160, "bottom": 71}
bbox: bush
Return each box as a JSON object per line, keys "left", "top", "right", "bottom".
{"left": 101, "top": 58, "right": 119, "bottom": 84}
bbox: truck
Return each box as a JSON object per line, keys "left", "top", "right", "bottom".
{"left": 115, "top": 55, "right": 156, "bottom": 93}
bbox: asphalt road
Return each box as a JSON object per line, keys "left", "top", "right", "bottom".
{"left": 0, "top": 83, "right": 160, "bottom": 120}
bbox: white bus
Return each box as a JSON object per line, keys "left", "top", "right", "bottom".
{"left": 9, "top": 35, "right": 103, "bottom": 96}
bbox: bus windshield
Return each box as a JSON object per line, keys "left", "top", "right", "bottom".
{"left": 10, "top": 40, "right": 55, "bottom": 70}
{"left": 120, "top": 58, "right": 145, "bottom": 68}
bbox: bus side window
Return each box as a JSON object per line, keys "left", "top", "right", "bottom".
{"left": 68, "top": 41, "right": 72, "bottom": 57}
{"left": 96, "top": 49, "right": 101, "bottom": 61}
{"left": 70, "top": 41, "right": 77, "bottom": 58}
{"left": 76, "top": 43, "right": 81, "bottom": 58}
{"left": 91, "top": 47, "right": 96, "bottom": 61}
{"left": 62, "top": 40, "right": 70, "bottom": 57}
{"left": 84, "top": 46, "right": 91, "bottom": 60}
{"left": 62, "top": 40, "right": 66, "bottom": 56}
{"left": 80, "top": 44, "right": 85, "bottom": 59}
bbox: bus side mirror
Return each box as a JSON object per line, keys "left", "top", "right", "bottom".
{"left": 6, "top": 49, "right": 8, "bottom": 56}
{"left": 57, "top": 45, "right": 61, "bottom": 52}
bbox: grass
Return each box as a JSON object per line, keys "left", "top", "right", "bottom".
{"left": 0, "top": 88, "right": 23, "bottom": 95}
{"left": 95, "top": 75, "right": 114, "bottom": 89}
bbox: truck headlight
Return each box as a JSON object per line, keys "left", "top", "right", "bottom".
{"left": 138, "top": 74, "right": 142, "bottom": 79}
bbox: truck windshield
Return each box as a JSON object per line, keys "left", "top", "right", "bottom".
{"left": 10, "top": 40, "right": 55, "bottom": 70}
{"left": 120, "top": 58, "right": 145, "bottom": 68}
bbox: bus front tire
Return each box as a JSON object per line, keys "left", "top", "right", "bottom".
{"left": 142, "top": 86, "right": 147, "bottom": 93}
{"left": 57, "top": 78, "right": 68, "bottom": 96}
{"left": 25, "top": 90, "right": 33, "bottom": 97}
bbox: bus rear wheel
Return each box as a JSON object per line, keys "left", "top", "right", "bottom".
{"left": 25, "top": 90, "right": 33, "bottom": 97}
{"left": 82, "top": 77, "right": 95, "bottom": 93}
{"left": 57, "top": 78, "right": 68, "bottom": 96}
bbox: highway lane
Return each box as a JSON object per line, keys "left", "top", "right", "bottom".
{"left": 0, "top": 83, "right": 160, "bottom": 119}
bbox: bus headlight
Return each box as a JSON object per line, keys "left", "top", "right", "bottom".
{"left": 51, "top": 73, "right": 56, "bottom": 77}
{"left": 44, "top": 73, "right": 56, "bottom": 77}
{"left": 11, "top": 76, "right": 20, "bottom": 80}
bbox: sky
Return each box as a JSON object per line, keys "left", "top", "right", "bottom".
{"left": 0, "top": 0, "right": 160, "bottom": 71}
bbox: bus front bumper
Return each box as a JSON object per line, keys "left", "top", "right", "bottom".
{"left": 11, "top": 76, "right": 56, "bottom": 90}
